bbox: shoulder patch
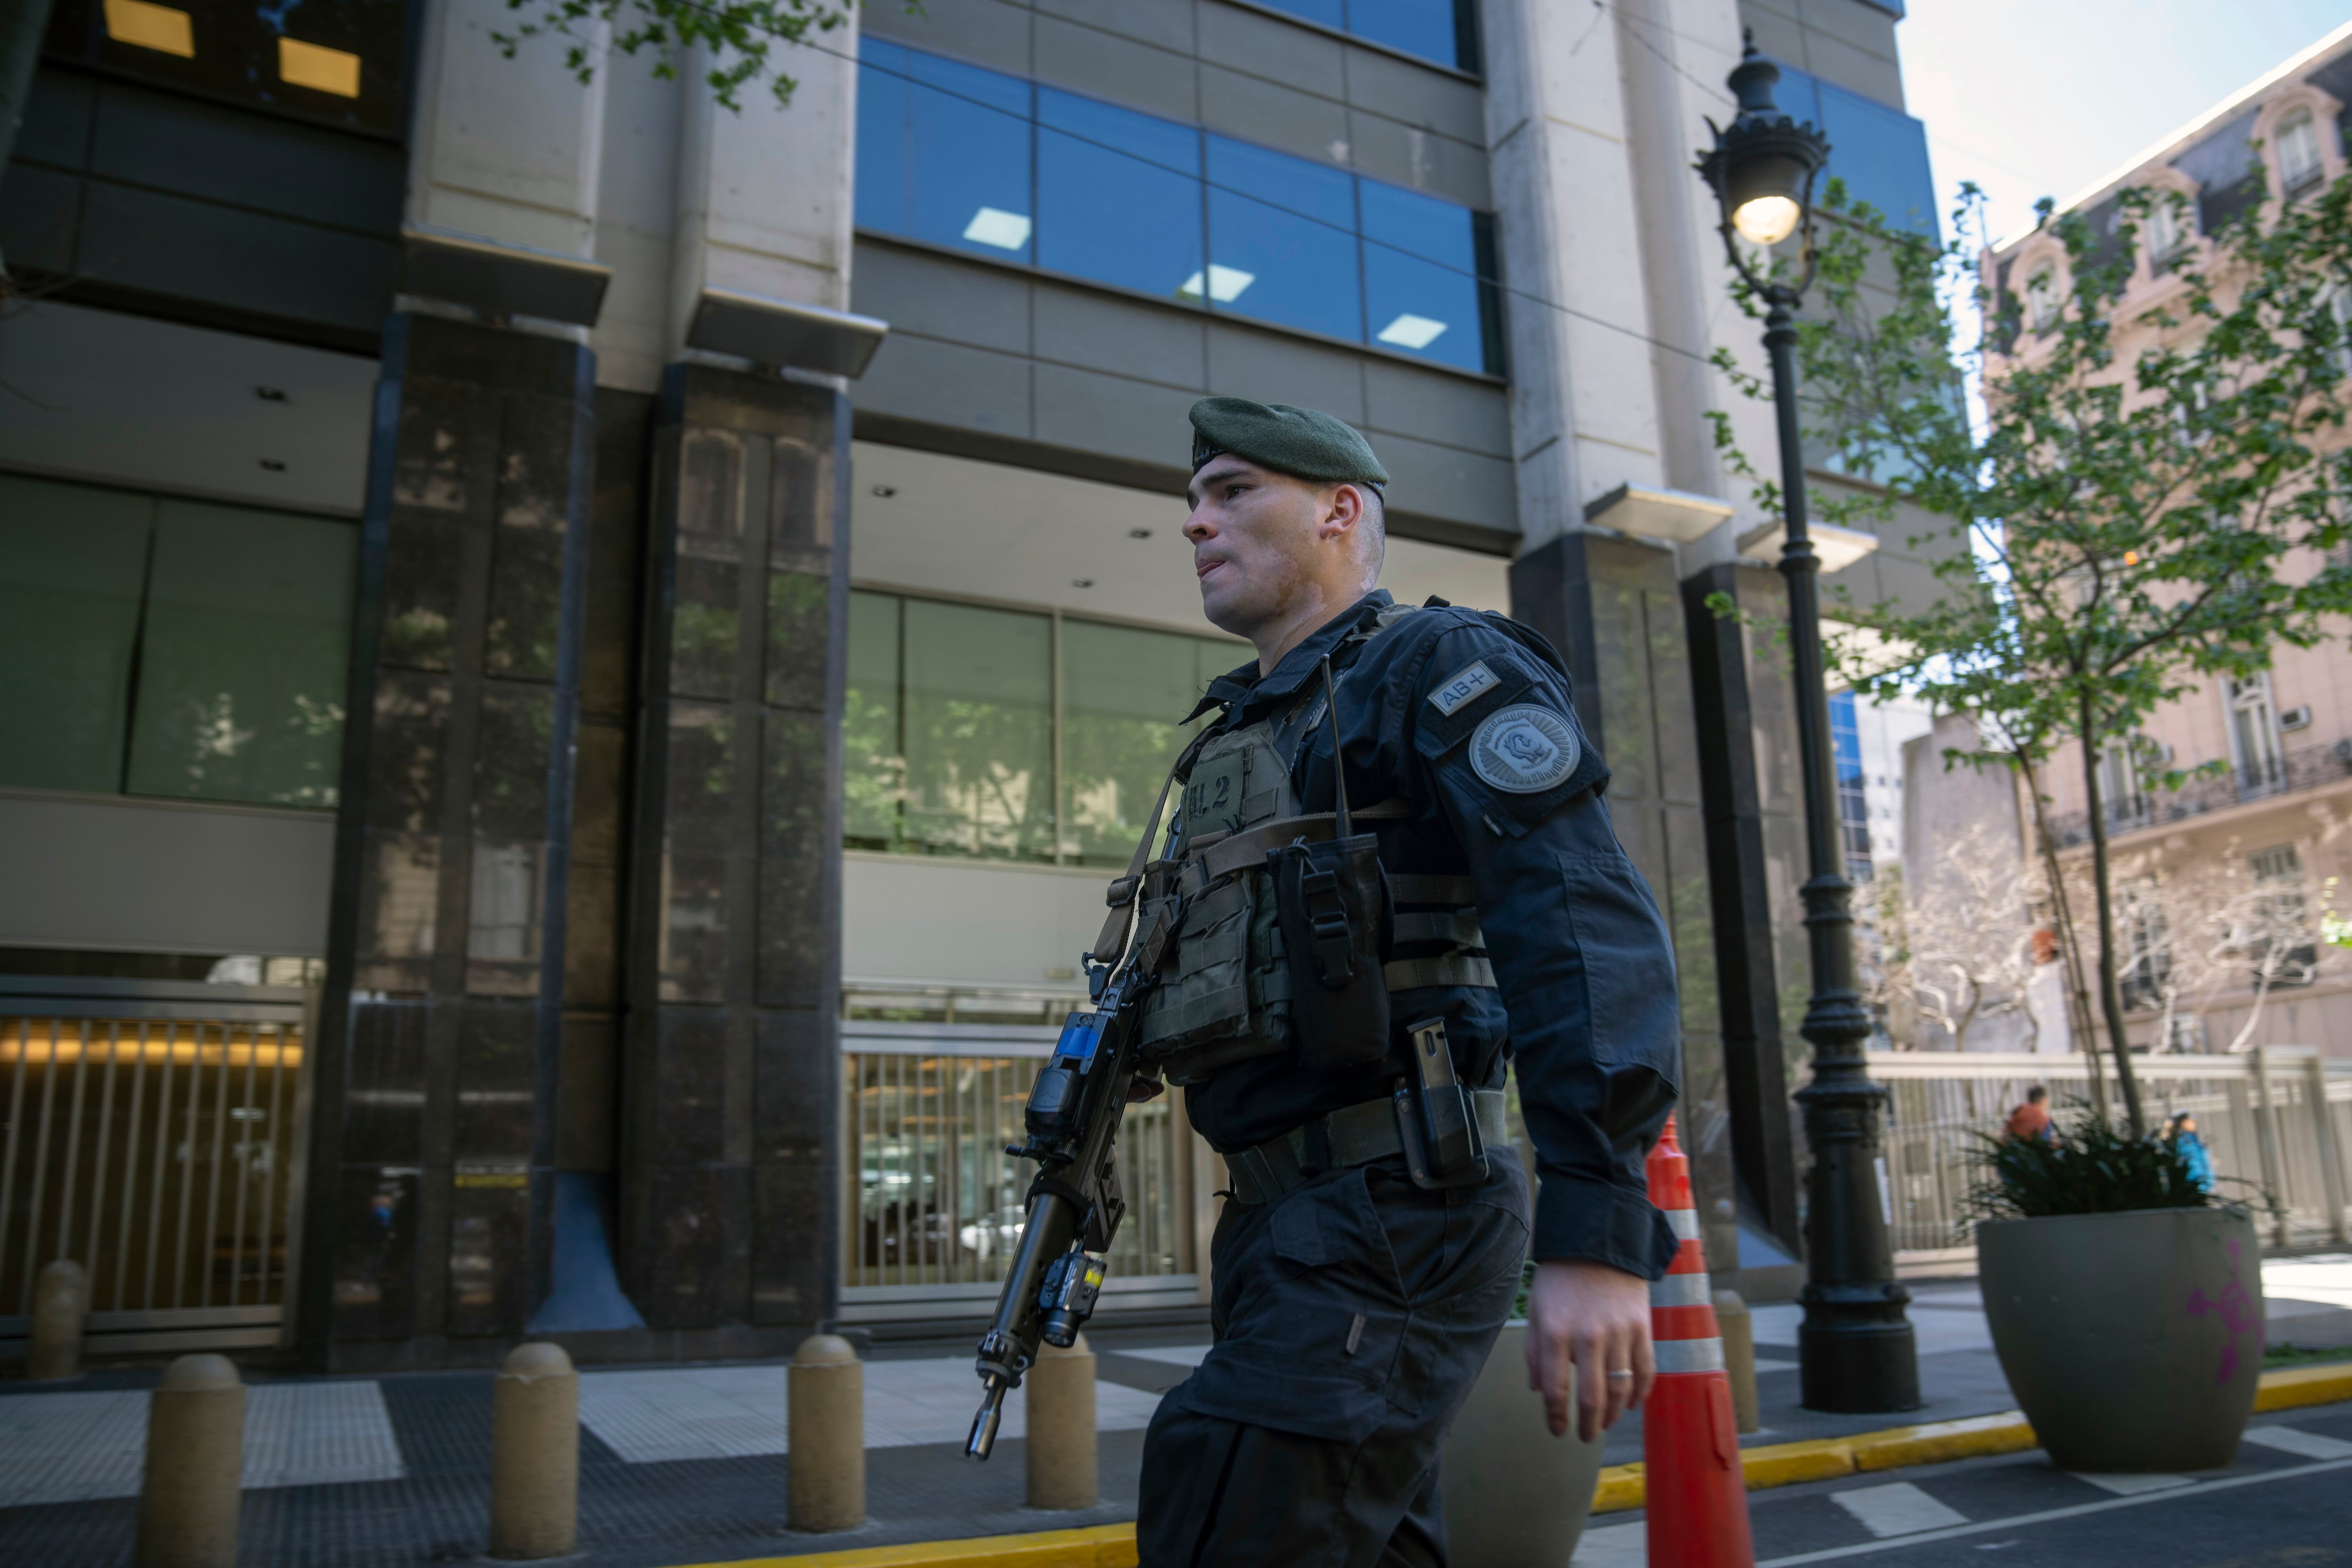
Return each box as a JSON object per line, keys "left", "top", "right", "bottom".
{"left": 1428, "top": 659, "right": 1499, "bottom": 716}
{"left": 1470, "top": 705, "right": 1581, "bottom": 793}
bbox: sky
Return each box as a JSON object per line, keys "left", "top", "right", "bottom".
{"left": 1900, "top": 0, "right": 2352, "bottom": 250}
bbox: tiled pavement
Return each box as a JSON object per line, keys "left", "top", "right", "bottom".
{"left": 1, "top": 1255, "right": 2348, "bottom": 1567}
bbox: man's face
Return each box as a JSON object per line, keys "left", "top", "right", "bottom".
{"left": 1183, "top": 456, "right": 1335, "bottom": 638}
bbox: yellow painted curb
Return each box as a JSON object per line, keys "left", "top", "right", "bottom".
{"left": 663, "top": 1362, "right": 2352, "bottom": 1560}
{"left": 1588, "top": 1363, "right": 2349, "bottom": 1515}
{"left": 2252, "top": 1362, "right": 2352, "bottom": 1413}
{"left": 665, "top": 1522, "right": 1137, "bottom": 1568}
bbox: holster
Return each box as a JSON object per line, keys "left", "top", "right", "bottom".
{"left": 1270, "top": 832, "right": 1392, "bottom": 1075}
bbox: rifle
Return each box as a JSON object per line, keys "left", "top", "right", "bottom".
{"left": 963, "top": 951, "right": 1152, "bottom": 1460}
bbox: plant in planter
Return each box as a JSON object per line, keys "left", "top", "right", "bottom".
{"left": 1969, "top": 1113, "right": 2265, "bottom": 1472}
{"left": 1437, "top": 1261, "right": 1609, "bottom": 1568}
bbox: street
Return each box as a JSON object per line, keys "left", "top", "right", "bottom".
{"left": 1578, "top": 1401, "right": 2352, "bottom": 1568}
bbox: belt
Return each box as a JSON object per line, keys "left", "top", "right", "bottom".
{"left": 1224, "top": 1089, "right": 1509, "bottom": 1206}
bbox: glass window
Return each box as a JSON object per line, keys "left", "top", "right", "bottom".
{"left": 1240, "top": 0, "right": 1469, "bottom": 70}
{"left": 1815, "top": 79, "right": 1939, "bottom": 241}
{"left": 902, "top": 598, "right": 1054, "bottom": 861}
{"left": 42, "top": 0, "right": 409, "bottom": 138}
{"left": 0, "top": 475, "right": 355, "bottom": 807}
{"left": 123, "top": 500, "right": 356, "bottom": 807}
{"left": 853, "top": 41, "right": 1502, "bottom": 372}
{"left": 846, "top": 591, "right": 1242, "bottom": 865}
{"left": 1061, "top": 621, "right": 1233, "bottom": 866}
{"left": 1830, "top": 690, "right": 1870, "bottom": 875}
{"left": 856, "top": 38, "right": 1034, "bottom": 263}
{"left": 0, "top": 475, "right": 151, "bottom": 792}
{"left": 1037, "top": 88, "right": 1205, "bottom": 301}
{"left": 844, "top": 589, "right": 907, "bottom": 851}
{"left": 1206, "top": 136, "right": 1362, "bottom": 342}
{"left": 1360, "top": 180, "right": 1487, "bottom": 373}
{"left": 2278, "top": 109, "right": 2324, "bottom": 195}
{"left": 1347, "top": 0, "right": 1465, "bottom": 69}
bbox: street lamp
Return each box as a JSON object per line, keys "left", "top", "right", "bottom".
{"left": 1697, "top": 37, "right": 1921, "bottom": 1415}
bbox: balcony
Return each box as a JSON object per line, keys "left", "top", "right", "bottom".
{"left": 2049, "top": 736, "right": 2352, "bottom": 847}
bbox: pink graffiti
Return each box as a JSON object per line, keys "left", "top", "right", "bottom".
{"left": 2185, "top": 1235, "right": 2259, "bottom": 1386}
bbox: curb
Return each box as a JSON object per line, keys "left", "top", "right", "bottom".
{"left": 667, "top": 1523, "right": 1138, "bottom": 1568}
{"left": 665, "top": 1363, "right": 2352, "bottom": 1566}
{"left": 1587, "top": 1361, "right": 2352, "bottom": 1515}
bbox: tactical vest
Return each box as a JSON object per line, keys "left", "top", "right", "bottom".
{"left": 1089, "top": 609, "right": 1498, "bottom": 1086}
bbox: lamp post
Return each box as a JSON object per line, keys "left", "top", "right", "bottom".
{"left": 1697, "top": 37, "right": 1920, "bottom": 1414}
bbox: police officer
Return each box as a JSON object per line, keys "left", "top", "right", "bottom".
{"left": 1133, "top": 398, "right": 1682, "bottom": 1567}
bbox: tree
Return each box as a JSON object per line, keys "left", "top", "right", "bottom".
{"left": 493, "top": 0, "right": 860, "bottom": 111}
{"left": 1712, "top": 176, "right": 2352, "bottom": 1134}
{"left": 1901, "top": 823, "right": 2040, "bottom": 1051}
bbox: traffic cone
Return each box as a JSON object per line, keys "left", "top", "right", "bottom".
{"left": 1644, "top": 1115, "right": 1755, "bottom": 1568}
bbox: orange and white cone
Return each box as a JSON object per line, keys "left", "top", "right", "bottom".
{"left": 1644, "top": 1115, "right": 1755, "bottom": 1568}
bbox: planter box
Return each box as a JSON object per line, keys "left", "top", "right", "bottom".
{"left": 1979, "top": 1206, "right": 2263, "bottom": 1472}
{"left": 1440, "top": 1321, "right": 1607, "bottom": 1568}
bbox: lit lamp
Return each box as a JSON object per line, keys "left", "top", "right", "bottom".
{"left": 1697, "top": 35, "right": 1921, "bottom": 1416}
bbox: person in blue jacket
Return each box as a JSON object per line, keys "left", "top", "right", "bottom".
{"left": 1132, "top": 398, "right": 1682, "bottom": 1568}
{"left": 2167, "top": 1111, "right": 2216, "bottom": 1192}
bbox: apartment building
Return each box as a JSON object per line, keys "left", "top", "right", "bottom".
{"left": 1985, "top": 24, "right": 2352, "bottom": 1063}
{"left": 0, "top": 0, "right": 1931, "bottom": 1367}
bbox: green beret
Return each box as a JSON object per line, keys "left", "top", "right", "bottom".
{"left": 1189, "top": 397, "right": 1390, "bottom": 490}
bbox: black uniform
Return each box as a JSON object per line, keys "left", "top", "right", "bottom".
{"left": 1136, "top": 589, "right": 1682, "bottom": 1568}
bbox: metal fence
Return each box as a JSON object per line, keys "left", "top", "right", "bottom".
{"left": 0, "top": 981, "right": 311, "bottom": 1354}
{"left": 840, "top": 1019, "right": 1200, "bottom": 1322}
{"left": 1870, "top": 1047, "right": 2352, "bottom": 1257}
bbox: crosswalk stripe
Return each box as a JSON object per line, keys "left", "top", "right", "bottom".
{"left": 1829, "top": 1481, "right": 1971, "bottom": 1537}
{"left": 2241, "top": 1424, "right": 2352, "bottom": 1461}
{"left": 1570, "top": 1520, "right": 1647, "bottom": 1568}
{"left": 1758, "top": 1455, "right": 2352, "bottom": 1568}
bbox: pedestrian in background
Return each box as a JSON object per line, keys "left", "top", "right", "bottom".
{"left": 2166, "top": 1111, "right": 2216, "bottom": 1192}
{"left": 2005, "top": 1085, "right": 2056, "bottom": 1145}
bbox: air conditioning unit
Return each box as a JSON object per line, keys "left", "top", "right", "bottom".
{"left": 2280, "top": 705, "right": 2313, "bottom": 731}
{"left": 2333, "top": 737, "right": 2352, "bottom": 765}
{"left": 2145, "top": 742, "right": 2176, "bottom": 766}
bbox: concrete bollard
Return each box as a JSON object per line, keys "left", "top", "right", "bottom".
{"left": 1714, "top": 1287, "right": 1760, "bottom": 1434}
{"left": 491, "top": 1342, "right": 579, "bottom": 1559}
{"left": 135, "top": 1354, "right": 245, "bottom": 1568}
{"left": 788, "top": 1334, "right": 864, "bottom": 1533}
{"left": 29, "top": 1259, "right": 89, "bottom": 1381}
{"left": 1025, "top": 1333, "right": 1098, "bottom": 1511}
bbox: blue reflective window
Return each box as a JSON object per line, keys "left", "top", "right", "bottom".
{"left": 854, "top": 42, "right": 1501, "bottom": 373}
{"left": 1250, "top": 0, "right": 1470, "bottom": 70}
{"left": 1767, "top": 62, "right": 1938, "bottom": 243}
{"left": 1348, "top": 0, "right": 1463, "bottom": 69}
{"left": 1037, "top": 89, "right": 1205, "bottom": 301}
{"left": 1817, "top": 80, "right": 1938, "bottom": 241}
{"left": 1206, "top": 137, "right": 1362, "bottom": 342}
{"left": 1360, "top": 181, "right": 1486, "bottom": 373}
{"left": 857, "top": 39, "right": 1035, "bottom": 263}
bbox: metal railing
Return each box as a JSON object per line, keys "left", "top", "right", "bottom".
{"left": 839, "top": 1019, "right": 1201, "bottom": 1322}
{"left": 0, "top": 980, "right": 312, "bottom": 1354}
{"left": 1865, "top": 1047, "right": 2352, "bottom": 1258}
{"left": 2050, "top": 738, "right": 2352, "bottom": 846}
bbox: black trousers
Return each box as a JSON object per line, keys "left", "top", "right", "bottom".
{"left": 1136, "top": 1150, "right": 1528, "bottom": 1568}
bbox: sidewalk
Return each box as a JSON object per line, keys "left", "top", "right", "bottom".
{"left": 2, "top": 1256, "right": 2346, "bottom": 1568}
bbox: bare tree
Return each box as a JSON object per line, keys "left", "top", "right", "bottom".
{"left": 1888, "top": 824, "right": 2040, "bottom": 1050}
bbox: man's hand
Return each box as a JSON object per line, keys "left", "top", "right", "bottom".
{"left": 1524, "top": 1258, "right": 1655, "bottom": 1443}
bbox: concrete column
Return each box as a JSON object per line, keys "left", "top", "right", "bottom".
{"left": 28, "top": 1259, "right": 87, "bottom": 1381}
{"left": 1511, "top": 533, "right": 1736, "bottom": 1285}
{"left": 619, "top": 365, "right": 847, "bottom": 1340}
{"left": 302, "top": 313, "right": 602, "bottom": 1368}
{"left": 135, "top": 1354, "right": 244, "bottom": 1568}
{"left": 1026, "top": 1334, "right": 1098, "bottom": 1510}
{"left": 788, "top": 1333, "right": 864, "bottom": 1532}
{"left": 1682, "top": 561, "right": 1807, "bottom": 1276}
{"left": 2311, "top": 1053, "right": 2351, "bottom": 1245}
{"left": 492, "top": 1342, "right": 580, "bottom": 1558}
